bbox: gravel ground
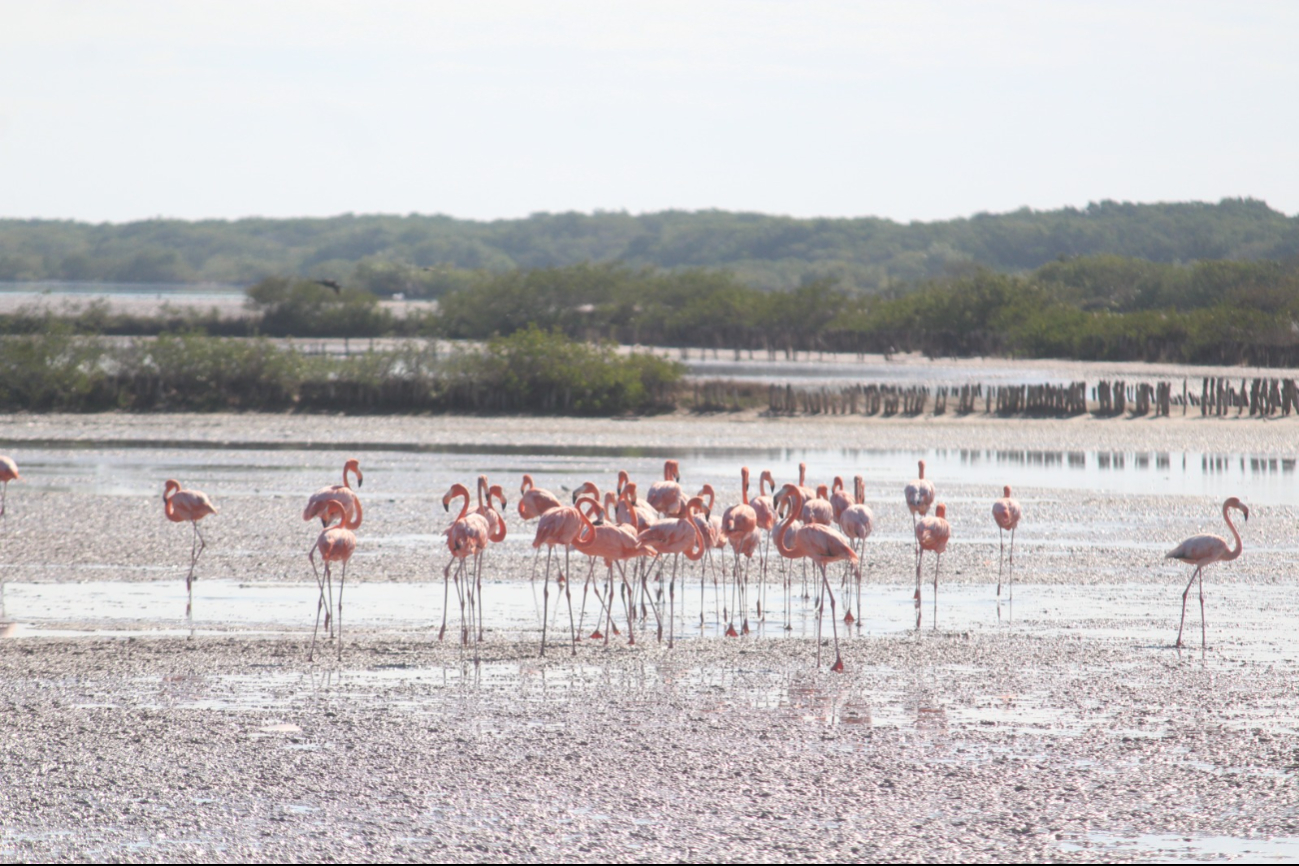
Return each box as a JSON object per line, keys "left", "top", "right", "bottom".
{"left": 0, "top": 412, "right": 1297, "bottom": 862}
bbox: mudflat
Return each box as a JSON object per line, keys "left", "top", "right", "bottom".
{"left": 0, "top": 411, "right": 1297, "bottom": 861}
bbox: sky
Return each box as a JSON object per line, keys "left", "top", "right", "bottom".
{"left": 1, "top": 0, "right": 1296, "bottom": 224}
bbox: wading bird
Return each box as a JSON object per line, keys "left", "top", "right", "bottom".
{"left": 1166, "top": 496, "right": 1248, "bottom": 650}
{"left": 441, "top": 483, "right": 490, "bottom": 652}
{"left": 532, "top": 500, "right": 590, "bottom": 656}
{"left": 915, "top": 503, "right": 951, "bottom": 630}
{"left": 303, "top": 458, "right": 363, "bottom": 528}
{"left": 992, "top": 485, "right": 1023, "bottom": 601}
{"left": 836, "top": 475, "right": 875, "bottom": 626}
{"left": 647, "top": 459, "right": 686, "bottom": 518}
{"left": 308, "top": 500, "right": 357, "bottom": 661}
{"left": 637, "top": 495, "right": 707, "bottom": 647}
{"left": 518, "top": 474, "right": 561, "bottom": 521}
{"left": 163, "top": 479, "right": 218, "bottom": 622}
{"left": 774, "top": 485, "right": 855, "bottom": 672}
{"left": 0, "top": 455, "right": 18, "bottom": 518}
{"left": 572, "top": 497, "right": 652, "bottom": 645}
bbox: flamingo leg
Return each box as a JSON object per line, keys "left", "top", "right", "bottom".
{"left": 932, "top": 554, "right": 941, "bottom": 631}
{"left": 1176, "top": 565, "right": 1201, "bottom": 648}
{"left": 540, "top": 546, "right": 553, "bottom": 657}
{"left": 564, "top": 565, "right": 577, "bottom": 657}
{"left": 185, "top": 521, "right": 199, "bottom": 622}
{"left": 309, "top": 550, "right": 325, "bottom": 662}
{"left": 741, "top": 554, "right": 751, "bottom": 635}
{"left": 577, "top": 557, "right": 598, "bottom": 634}
{"left": 617, "top": 560, "right": 636, "bottom": 645}
{"left": 642, "top": 558, "right": 663, "bottom": 642}
{"left": 453, "top": 557, "right": 467, "bottom": 647}
{"left": 438, "top": 558, "right": 453, "bottom": 641}
{"left": 1008, "top": 527, "right": 1016, "bottom": 602}
{"left": 336, "top": 559, "right": 347, "bottom": 659}
{"left": 668, "top": 554, "right": 678, "bottom": 649}
{"left": 815, "top": 563, "right": 824, "bottom": 668}
{"left": 997, "top": 529, "right": 1005, "bottom": 598}
{"left": 1198, "top": 566, "right": 1207, "bottom": 650}
{"left": 915, "top": 549, "right": 923, "bottom": 631}
{"left": 822, "top": 563, "right": 844, "bottom": 672}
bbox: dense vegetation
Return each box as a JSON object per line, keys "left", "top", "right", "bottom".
{"left": 0, "top": 327, "right": 682, "bottom": 415}
{"left": 2, "top": 198, "right": 1295, "bottom": 294}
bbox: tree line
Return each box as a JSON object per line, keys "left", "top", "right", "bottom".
{"left": 1, "top": 198, "right": 1295, "bottom": 294}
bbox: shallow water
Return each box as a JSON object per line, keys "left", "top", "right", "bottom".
{"left": 9, "top": 440, "right": 1299, "bottom": 506}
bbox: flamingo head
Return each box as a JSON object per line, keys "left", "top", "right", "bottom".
{"left": 816, "top": 484, "right": 828, "bottom": 499}
{"left": 442, "top": 483, "right": 469, "bottom": 511}
{"left": 1225, "top": 496, "right": 1249, "bottom": 521}
{"left": 665, "top": 460, "right": 680, "bottom": 483}
{"left": 832, "top": 476, "right": 844, "bottom": 493}
{"left": 935, "top": 503, "right": 946, "bottom": 519}
{"left": 854, "top": 475, "right": 865, "bottom": 503}
{"left": 624, "top": 481, "right": 640, "bottom": 504}
{"left": 774, "top": 483, "right": 803, "bottom": 516}
{"left": 572, "top": 480, "right": 599, "bottom": 503}
{"left": 489, "top": 485, "right": 507, "bottom": 509}
{"left": 163, "top": 479, "right": 180, "bottom": 500}
{"left": 520, "top": 474, "right": 534, "bottom": 495}
{"left": 685, "top": 495, "right": 709, "bottom": 520}
{"left": 344, "top": 458, "right": 363, "bottom": 488}
{"left": 616, "top": 470, "right": 629, "bottom": 495}
{"left": 760, "top": 469, "right": 775, "bottom": 494}
{"left": 918, "top": 459, "right": 926, "bottom": 479}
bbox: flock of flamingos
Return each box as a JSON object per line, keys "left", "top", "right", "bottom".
{"left": 0, "top": 453, "right": 1250, "bottom": 669}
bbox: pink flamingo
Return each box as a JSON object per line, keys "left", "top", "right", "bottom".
{"left": 905, "top": 459, "right": 936, "bottom": 569}
{"left": 163, "top": 479, "right": 218, "bottom": 622}
{"left": 618, "top": 481, "right": 658, "bottom": 531}
{"left": 647, "top": 459, "right": 686, "bottom": 518}
{"left": 992, "top": 485, "right": 1023, "bottom": 601}
{"left": 304, "top": 458, "right": 363, "bottom": 527}
{"left": 1166, "top": 497, "right": 1249, "bottom": 650}
{"left": 440, "top": 483, "right": 490, "bottom": 650}
{"left": 837, "top": 475, "right": 875, "bottom": 626}
{"left": 0, "top": 455, "right": 18, "bottom": 518}
{"left": 573, "top": 497, "right": 653, "bottom": 645}
{"left": 308, "top": 500, "right": 357, "bottom": 661}
{"left": 532, "top": 501, "right": 590, "bottom": 656}
{"left": 0, "top": 455, "right": 18, "bottom": 617}
{"left": 915, "top": 502, "right": 951, "bottom": 630}
{"left": 518, "top": 474, "right": 562, "bottom": 520}
{"left": 475, "top": 476, "right": 508, "bottom": 544}
{"left": 750, "top": 470, "right": 778, "bottom": 620}
{"left": 637, "top": 495, "right": 707, "bottom": 647}
{"left": 801, "top": 483, "right": 834, "bottom": 526}
{"left": 775, "top": 485, "right": 856, "bottom": 672}
{"left": 722, "top": 468, "right": 760, "bottom": 631}
{"left": 829, "top": 476, "right": 853, "bottom": 523}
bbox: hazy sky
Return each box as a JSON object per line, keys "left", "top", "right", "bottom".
{"left": 2, "top": 1, "right": 1296, "bottom": 224}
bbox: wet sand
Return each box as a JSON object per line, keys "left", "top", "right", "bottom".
{"left": 1, "top": 412, "right": 1298, "bottom": 861}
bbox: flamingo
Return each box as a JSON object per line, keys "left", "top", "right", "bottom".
{"left": 695, "top": 483, "right": 728, "bottom": 627}
{"left": 915, "top": 502, "right": 951, "bottom": 630}
{"left": 475, "top": 476, "right": 508, "bottom": 543}
{"left": 637, "top": 495, "right": 707, "bottom": 647}
{"left": 992, "top": 485, "right": 1023, "bottom": 602}
{"left": 572, "top": 497, "right": 653, "bottom": 644}
{"left": 837, "top": 475, "right": 875, "bottom": 626}
{"left": 532, "top": 501, "right": 590, "bottom": 656}
{"left": 647, "top": 459, "right": 686, "bottom": 518}
{"left": 163, "top": 479, "right": 218, "bottom": 622}
{"left": 304, "top": 458, "right": 363, "bottom": 528}
{"left": 440, "top": 483, "right": 490, "bottom": 650}
{"left": 618, "top": 481, "right": 658, "bottom": 531}
{"left": 830, "top": 476, "right": 854, "bottom": 523}
{"left": 905, "top": 459, "right": 936, "bottom": 569}
{"left": 774, "top": 485, "right": 856, "bottom": 672}
{"left": 750, "top": 470, "right": 778, "bottom": 620}
{"left": 0, "top": 455, "right": 18, "bottom": 518}
{"left": 801, "top": 483, "right": 834, "bottom": 526}
{"left": 722, "top": 468, "right": 760, "bottom": 630}
{"left": 308, "top": 500, "right": 357, "bottom": 661}
{"left": 1166, "top": 497, "right": 1249, "bottom": 650}
{"left": 519, "top": 474, "right": 561, "bottom": 581}
{"left": 519, "top": 474, "right": 562, "bottom": 521}
{"left": 0, "top": 455, "right": 18, "bottom": 617}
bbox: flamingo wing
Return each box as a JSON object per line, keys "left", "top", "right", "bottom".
{"left": 1166, "top": 534, "right": 1229, "bottom": 565}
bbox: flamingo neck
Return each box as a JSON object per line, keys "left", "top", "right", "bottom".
{"left": 684, "top": 505, "right": 706, "bottom": 560}
{"left": 521, "top": 475, "right": 533, "bottom": 494}
{"left": 775, "top": 488, "right": 802, "bottom": 557}
{"left": 741, "top": 470, "right": 750, "bottom": 505}
{"left": 1222, "top": 503, "right": 1244, "bottom": 561}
